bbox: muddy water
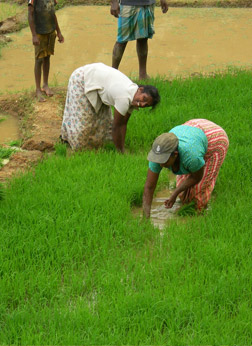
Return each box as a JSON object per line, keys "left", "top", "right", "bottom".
{"left": 0, "top": 116, "right": 19, "bottom": 144}
{"left": 133, "top": 173, "right": 181, "bottom": 230}
{"left": 133, "top": 188, "right": 181, "bottom": 230}
{"left": 1, "top": 7, "right": 252, "bottom": 92}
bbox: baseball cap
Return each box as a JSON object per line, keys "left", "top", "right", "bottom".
{"left": 147, "top": 132, "right": 178, "bottom": 164}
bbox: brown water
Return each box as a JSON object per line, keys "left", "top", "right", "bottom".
{"left": 0, "top": 116, "right": 19, "bottom": 144}
{"left": 133, "top": 188, "right": 181, "bottom": 230}
{"left": 133, "top": 173, "right": 181, "bottom": 230}
{"left": 0, "top": 7, "right": 252, "bottom": 92}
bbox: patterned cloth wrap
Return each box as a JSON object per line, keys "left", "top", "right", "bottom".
{"left": 117, "top": 4, "right": 155, "bottom": 43}
{"left": 61, "top": 67, "right": 113, "bottom": 150}
{"left": 177, "top": 119, "right": 229, "bottom": 210}
{"left": 35, "top": 31, "right": 56, "bottom": 59}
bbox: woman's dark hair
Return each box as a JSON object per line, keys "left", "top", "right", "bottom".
{"left": 139, "top": 84, "right": 160, "bottom": 109}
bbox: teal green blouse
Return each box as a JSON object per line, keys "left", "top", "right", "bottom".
{"left": 149, "top": 125, "right": 208, "bottom": 175}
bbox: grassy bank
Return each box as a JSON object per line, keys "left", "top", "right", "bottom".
{"left": 0, "top": 2, "right": 23, "bottom": 21}
{"left": 0, "top": 70, "right": 252, "bottom": 344}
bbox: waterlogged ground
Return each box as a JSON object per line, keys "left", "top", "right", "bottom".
{"left": 1, "top": 5, "right": 252, "bottom": 225}
{"left": 0, "top": 114, "right": 19, "bottom": 144}
{"left": 133, "top": 174, "right": 180, "bottom": 229}
{"left": 1, "top": 6, "right": 252, "bottom": 92}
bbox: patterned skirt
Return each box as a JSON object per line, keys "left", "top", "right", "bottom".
{"left": 176, "top": 119, "right": 229, "bottom": 210}
{"left": 117, "top": 4, "right": 155, "bottom": 43}
{"left": 61, "top": 67, "right": 113, "bottom": 150}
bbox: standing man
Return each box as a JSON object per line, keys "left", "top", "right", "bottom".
{"left": 110, "top": 0, "right": 168, "bottom": 80}
{"left": 28, "top": 0, "right": 64, "bottom": 102}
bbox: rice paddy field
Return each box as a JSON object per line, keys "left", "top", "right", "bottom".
{"left": 0, "top": 69, "right": 251, "bottom": 344}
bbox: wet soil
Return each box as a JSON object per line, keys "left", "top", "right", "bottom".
{"left": 0, "top": 114, "right": 19, "bottom": 144}
{"left": 0, "top": 89, "right": 65, "bottom": 182}
{"left": 0, "top": 0, "right": 252, "bottom": 37}
{"left": 2, "top": 7, "right": 252, "bottom": 92}
{"left": 0, "top": 149, "right": 43, "bottom": 182}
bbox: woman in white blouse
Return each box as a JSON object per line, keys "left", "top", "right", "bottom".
{"left": 61, "top": 62, "right": 160, "bottom": 152}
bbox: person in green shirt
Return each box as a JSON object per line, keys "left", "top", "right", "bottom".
{"left": 143, "top": 119, "right": 229, "bottom": 217}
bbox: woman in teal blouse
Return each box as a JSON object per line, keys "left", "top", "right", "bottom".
{"left": 143, "top": 119, "right": 229, "bottom": 218}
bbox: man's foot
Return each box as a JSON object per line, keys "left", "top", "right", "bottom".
{"left": 36, "top": 90, "right": 46, "bottom": 102}
{"left": 138, "top": 74, "right": 151, "bottom": 81}
{"left": 41, "top": 85, "right": 54, "bottom": 97}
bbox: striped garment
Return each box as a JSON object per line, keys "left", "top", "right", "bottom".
{"left": 176, "top": 119, "right": 229, "bottom": 210}
{"left": 117, "top": 4, "right": 155, "bottom": 43}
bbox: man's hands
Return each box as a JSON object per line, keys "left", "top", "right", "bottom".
{"left": 57, "top": 32, "right": 64, "bottom": 43}
{"left": 160, "top": 0, "right": 169, "bottom": 13}
{"left": 110, "top": 0, "right": 120, "bottom": 18}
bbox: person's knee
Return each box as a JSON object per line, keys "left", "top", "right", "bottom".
{"left": 35, "top": 57, "right": 43, "bottom": 65}
{"left": 114, "top": 41, "right": 127, "bottom": 51}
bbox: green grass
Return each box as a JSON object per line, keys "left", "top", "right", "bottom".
{"left": 0, "top": 70, "right": 252, "bottom": 344}
{"left": 0, "top": 3, "right": 22, "bottom": 22}
{"left": 0, "top": 145, "right": 16, "bottom": 167}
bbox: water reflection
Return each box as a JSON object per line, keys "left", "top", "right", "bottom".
{"left": 150, "top": 189, "right": 181, "bottom": 230}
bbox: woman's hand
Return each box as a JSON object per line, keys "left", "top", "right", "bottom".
{"left": 164, "top": 194, "right": 177, "bottom": 209}
{"left": 164, "top": 167, "right": 204, "bottom": 208}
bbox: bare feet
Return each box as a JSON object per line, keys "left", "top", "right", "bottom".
{"left": 41, "top": 85, "right": 54, "bottom": 97}
{"left": 138, "top": 74, "right": 151, "bottom": 81}
{"left": 36, "top": 89, "right": 46, "bottom": 102}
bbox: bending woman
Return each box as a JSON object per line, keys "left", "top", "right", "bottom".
{"left": 143, "top": 119, "right": 229, "bottom": 217}
{"left": 61, "top": 62, "right": 160, "bottom": 152}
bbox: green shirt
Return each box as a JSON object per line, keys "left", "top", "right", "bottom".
{"left": 149, "top": 125, "right": 208, "bottom": 175}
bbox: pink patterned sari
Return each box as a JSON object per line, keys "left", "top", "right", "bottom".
{"left": 177, "top": 119, "right": 229, "bottom": 210}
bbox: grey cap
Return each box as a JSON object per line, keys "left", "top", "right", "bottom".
{"left": 147, "top": 132, "right": 178, "bottom": 164}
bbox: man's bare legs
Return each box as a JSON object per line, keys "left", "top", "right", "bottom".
{"left": 34, "top": 57, "right": 45, "bottom": 102}
{"left": 112, "top": 41, "right": 127, "bottom": 69}
{"left": 42, "top": 55, "right": 54, "bottom": 97}
{"left": 136, "top": 38, "right": 149, "bottom": 80}
{"left": 112, "top": 39, "right": 149, "bottom": 80}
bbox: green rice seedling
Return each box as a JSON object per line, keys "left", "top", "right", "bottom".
{"left": 54, "top": 142, "right": 67, "bottom": 157}
{"left": 0, "top": 70, "right": 252, "bottom": 345}
{"left": 8, "top": 139, "right": 23, "bottom": 147}
{"left": 0, "top": 183, "right": 4, "bottom": 200}
{"left": 0, "top": 146, "right": 16, "bottom": 168}
{"left": 0, "top": 116, "right": 7, "bottom": 123}
{"left": 0, "top": 146, "right": 16, "bottom": 160}
{"left": 176, "top": 200, "right": 197, "bottom": 216}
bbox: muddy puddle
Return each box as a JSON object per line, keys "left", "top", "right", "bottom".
{"left": 133, "top": 188, "right": 181, "bottom": 230}
{"left": 1, "top": 7, "right": 252, "bottom": 92}
{"left": 0, "top": 115, "right": 19, "bottom": 144}
{"left": 133, "top": 173, "right": 182, "bottom": 230}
